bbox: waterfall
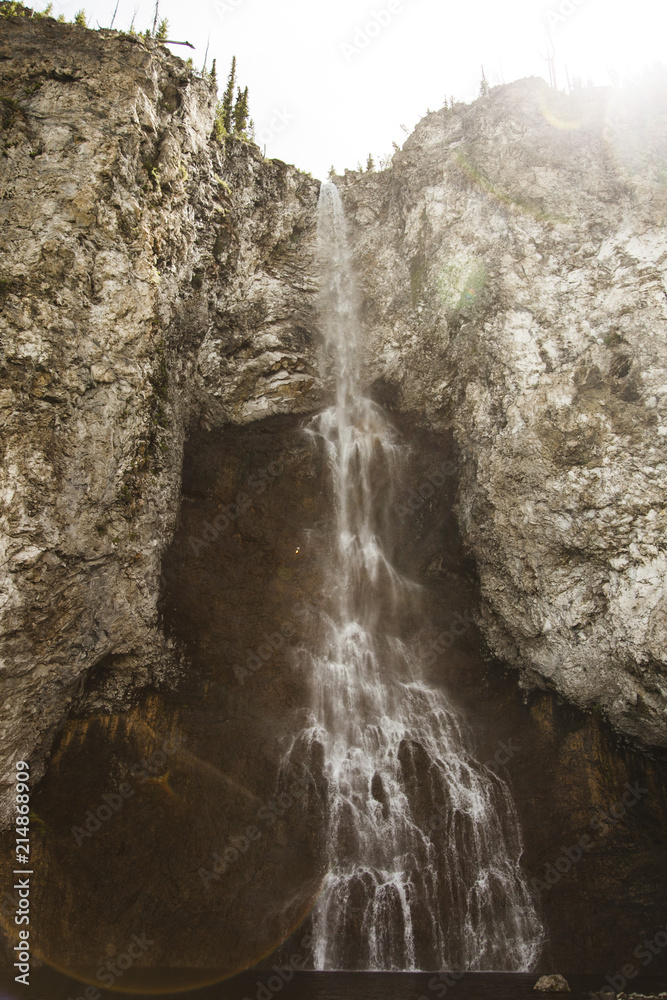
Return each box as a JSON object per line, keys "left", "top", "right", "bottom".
{"left": 283, "top": 182, "right": 544, "bottom": 972}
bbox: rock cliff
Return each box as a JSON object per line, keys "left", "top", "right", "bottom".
{"left": 1, "top": 15, "right": 666, "bottom": 843}
{"left": 337, "top": 77, "right": 667, "bottom": 749}
{"left": 0, "top": 14, "right": 320, "bottom": 823}
{"left": 1, "top": 15, "right": 667, "bottom": 979}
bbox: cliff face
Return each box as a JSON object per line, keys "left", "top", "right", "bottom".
{"left": 2, "top": 17, "right": 667, "bottom": 980}
{"left": 0, "top": 15, "right": 320, "bottom": 822}
{"left": 338, "top": 77, "right": 667, "bottom": 748}
{"left": 1, "top": 16, "right": 666, "bottom": 836}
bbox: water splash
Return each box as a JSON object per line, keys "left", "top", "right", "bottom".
{"left": 285, "top": 182, "right": 543, "bottom": 972}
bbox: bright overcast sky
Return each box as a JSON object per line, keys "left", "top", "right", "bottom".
{"left": 43, "top": 0, "right": 666, "bottom": 179}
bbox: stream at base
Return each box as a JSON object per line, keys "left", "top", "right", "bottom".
{"left": 8, "top": 969, "right": 666, "bottom": 1000}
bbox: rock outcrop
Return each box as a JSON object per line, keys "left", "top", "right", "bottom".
{"left": 338, "top": 77, "right": 667, "bottom": 748}
{"left": 0, "top": 14, "right": 320, "bottom": 823}
{"left": 2, "top": 17, "right": 667, "bottom": 977}
{"left": 1, "top": 15, "right": 666, "bottom": 844}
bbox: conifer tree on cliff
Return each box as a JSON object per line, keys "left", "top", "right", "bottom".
{"left": 221, "top": 56, "right": 237, "bottom": 135}
{"left": 233, "top": 85, "right": 249, "bottom": 135}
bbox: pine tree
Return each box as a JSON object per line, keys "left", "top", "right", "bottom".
{"left": 209, "top": 58, "right": 217, "bottom": 85}
{"left": 73, "top": 9, "right": 86, "bottom": 25}
{"left": 156, "top": 17, "right": 168, "bottom": 40}
{"left": 233, "top": 85, "right": 249, "bottom": 135}
{"left": 221, "top": 56, "right": 237, "bottom": 135}
{"left": 366, "top": 153, "right": 375, "bottom": 172}
{"left": 213, "top": 102, "right": 225, "bottom": 142}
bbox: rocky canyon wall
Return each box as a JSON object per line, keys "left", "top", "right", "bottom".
{"left": 0, "top": 13, "right": 320, "bottom": 824}
{"left": 1, "top": 15, "right": 667, "bottom": 979}
{"left": 337, "top": 77, "right": 667, "bottom": 749}
{"left": 1, "top": 13, "right": 666, "bottom": 841}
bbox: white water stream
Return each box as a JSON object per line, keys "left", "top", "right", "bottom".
{"left": 284, "top": 183, "right": 544, "bottom": 972}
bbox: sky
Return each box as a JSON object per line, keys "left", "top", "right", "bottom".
{"left": 41, "top": 0, "right": 666, "bottom": 179}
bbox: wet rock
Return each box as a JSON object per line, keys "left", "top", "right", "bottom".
{"left": 620, "top": 994, "right": 667, "bottom": 999}
{"left": 534, "top": 974, "right": 571, "bottom": 992}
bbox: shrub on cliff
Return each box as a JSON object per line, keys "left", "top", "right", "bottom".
{"left": 0, "top": 1, "right": 53, "bottom": 17}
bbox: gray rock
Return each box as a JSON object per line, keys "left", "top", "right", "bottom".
{"left": 0, "top": 16, "right": 320, "bottom": 825}
{"left": 2, "top": 18, "right": 666, "bottom": 835}
{"left": 338, "top": 75, "right": 667, "bottom": 750}
{"left": 534, "top": 974, "right": 571, "bottom": 992}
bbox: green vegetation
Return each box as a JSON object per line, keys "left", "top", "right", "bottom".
{"left": 142, "top": 159, "right": 161, "bottom": 191}
{"left": 0, "top": 1, "right": 52, "bottom": 17}
{"left": 233, "top": 85, "right": 248, "bottom": 133}
{"left": 366, "top": 153, "right": 375, "bottom": 172}
{"left": 214, "top": 57, "right": 251, "bottom": 142}
{"left": 213, "top": 103, "right": 224, "bottom": 140}
{"left": 213, "top": 173, "right": 231, "bottom": 197}
{"left": 0, "top": 0, "right": 171, "bottom": 34}
{"left": 0, "top": 96, "right": 20, "bottom": 131}
{"left": 219, "top": 55, "right": 236, "bottom": 135}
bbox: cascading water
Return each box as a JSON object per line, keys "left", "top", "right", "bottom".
{"left": 284, "top": 182, "right": 544, "bottom": 972}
